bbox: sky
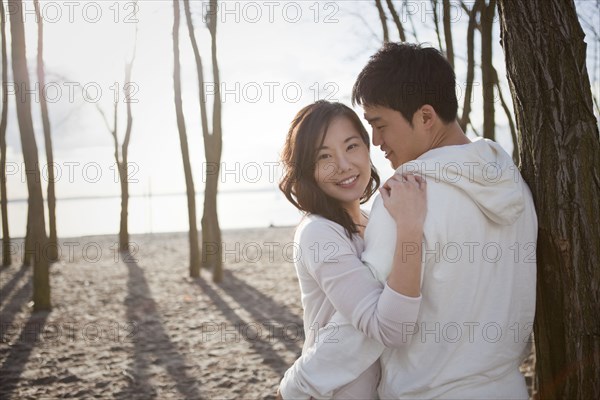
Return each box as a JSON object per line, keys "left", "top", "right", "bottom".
{"left": 2, "top": 0, "right": 599, "bottom": 236}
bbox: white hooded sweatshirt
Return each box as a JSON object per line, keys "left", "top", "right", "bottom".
{"left": 280, "top": 138, "right": 537, "bottom": 399}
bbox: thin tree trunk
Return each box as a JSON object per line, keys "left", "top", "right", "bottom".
{"left": 431, "top": 0, "right": 444, "bottom": 51}
{"left": 492, "top": 66, "right": 519, "bottom": 164}
{"left": 120, "top": 26, "right": 137, "bottom": 251}
{"left": 206, "top": 0, "right": 223, "bottom": 283}
{"left": 403, "top": 0, "right": 419, "bottom": 42}
{"left": 459, "top": 0, "right": 481, "bottom": 132}
{"left": 173, "top": 0, "right": 201, "bottom": 277}
{"left": 481, "top": 0, "right": 496, "bottom": 140}
{"left": 9, "top": 0, "right": 50, "bottom": 310}
{"left": 0, "top": 0, "right": 11, "bottom": 266}
{"left": 385, "top": 0, "right": 406, "bottom": 42}
{"left": 97, "top": 101, "right": 127, "bottom": 250}
{"left": 34, "top": 0, "right": 57, "bottom": 262}
{"left": 498, "top": 1, "right": 600, "bottom": 398}
{"left": 375, "top": 0, "right": 389, "bottom": 43}
{"left": 442, "top": 0, "right": 454, "bottom": 68}
{"left": 97, "top": 58, "right": 134, "bottom": 252}
{"left": 183, "top": 0, "right": 223, "bottom": 281}
{"left": 23, "top": 211, "right": 31, "bottom": 266}
{"left": 118, "top": 146, "right": 129, "bottom": 251}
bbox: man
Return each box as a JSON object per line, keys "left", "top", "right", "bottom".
{"left": 278, "top": 43, "right": 537, "bottom": 399}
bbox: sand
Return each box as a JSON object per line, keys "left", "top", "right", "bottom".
{"left": 0, "top": 227, "right": 535, "bottom": 399}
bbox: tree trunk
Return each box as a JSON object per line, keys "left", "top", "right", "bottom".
{"left": 173, "top": 0, "right": 201, "bottom": 277}
{"left": 431, "top": 0, "right": 444, "bottom": 51}
{"left": 481, "top": 0, "right": 496, "bottom": 140}
{"left": 103, "top": 102, "right": 125, "bottom": 247}
{"left": 183, "top": 0, "right": 223, "bottom": 281}
{"left": 442, "top": 0, "right": 454, "bottom": 68}
{"left": 206, "top": 0, "right": 223, "bottom": 283}
{"left": 459, "top": 0, "right": 481, "bottom": 132}
{"left": 375, "top": 0, "right": 389, "bottom": 43}
{"left": 23, "top": 210, "right": 31, "bottom": 266}
{"left": 492, "top": 66, "right": 519, "bottom": 164}
{"left": 34, "top": 0, "right": 57, "bottom": 262}
{"left": 385, "top": 0, "right": 406, "bottom": 42}
{"left": 97, "top": 41, "right": 136, "bottom": 253}
{"left": 498, "top": 1, "right": 600, "bottom": 398}
{"left": 0, "top": 0, "right": 11, "bottom": 267}
{"left": 119, "top": 29, "right": 137, "bottom": 251}
{"left": 9, "top": 0, "right": 50, "bottom": 310}
{"left": 202, "top": 147, "right": 222, "bottom": 282}
{"left": 118, "top": 165, "right": 129, "bottom": 250}
{"left": 403, "top": 0, "right": 419, "bottom": 42}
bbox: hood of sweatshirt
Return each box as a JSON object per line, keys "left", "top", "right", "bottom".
{"left": 397, "top": 137, "right": 525, "bottom": 225}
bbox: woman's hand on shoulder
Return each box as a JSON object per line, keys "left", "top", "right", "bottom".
{"left": 379, "top": 173, "right": 427, "bottom": 231}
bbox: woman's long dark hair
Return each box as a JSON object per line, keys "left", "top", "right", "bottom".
{"left": 279, "top": 101, "right": 380, "bottom": 237}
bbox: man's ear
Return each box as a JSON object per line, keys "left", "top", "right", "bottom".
{"left": 419, "top": 105, "right": 436, "bottom": 129}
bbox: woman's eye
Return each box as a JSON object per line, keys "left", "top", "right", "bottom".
{"left": 348, "top": 143, "right": 359, "bottom": 150}
{"left": 318, "top": 153, "right": 330, "bottom": 160}
{"left": 377, "top": 126, "right": 386, "bottom": 130}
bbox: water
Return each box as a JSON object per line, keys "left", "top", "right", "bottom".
{"left": 4, "top": 190, "right": 304, "bottom": 239}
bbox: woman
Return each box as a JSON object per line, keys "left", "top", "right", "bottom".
{"left": 276, "top": 101, "right": 427, "bottom": 399}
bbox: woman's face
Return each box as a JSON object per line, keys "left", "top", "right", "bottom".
{"left": 313, "top": 116, "right": 372, "bottom": 209}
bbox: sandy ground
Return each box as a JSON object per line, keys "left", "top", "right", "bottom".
{"left": 0, "top": 227, "right": 535, "bottom": 399}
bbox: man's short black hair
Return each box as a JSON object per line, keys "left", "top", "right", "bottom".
{"left": 352, "top": 42, "right": 458, "bottom": 124}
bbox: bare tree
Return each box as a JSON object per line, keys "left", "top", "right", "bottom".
{"left": 205, "top": 0, "right": 224, "bottom": 282}
{"left": 375, "top": 0, "right": 389, "bottom": 43}
{"left": 575, "top": 0, "right": 600, "bottom": 117}
{"left": 385, "top": 0, "right": 406, "bottom": 42}
{"left": 442, "top": 0, "right": 454, "bottom": 68}
{"left": 23, "top": 212, "right": 32, "bottom": 266}
{"left": 183, "top": 0, "right": 224, "bottom": 282}
{"left": 33, "top": 0, "right": 57, "bottom": 262}
{"left": 0, "top": 0, "right": 11, "bottom": 267}
{"left": 403, "top": 0, "right": 419, "bottom": 42}
{"left": 458, "top": 0, "right": 482, "bottom": 132}
{"left": 492, "top": 66, "right": 519, "bottom": 164}
{"left": 173, "top": 0, "right": 201, "bottom": 277}
{"left": 9, "top": 0, "right": 50, "bottom": 310}
{"left": 498, "top": 0, "right": 600, "bottom": 398}
{"left": 481, "top": 0, "right": 496, "bottom": 140}
{"left": 431, "top": 0, "right": 444, "bottom": 51}
{"left": 97, "top": 27, "right": 138, "bottom": 250}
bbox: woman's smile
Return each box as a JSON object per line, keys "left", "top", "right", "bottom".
{"left": 336, "top": 175, "right": 359, "bottom": 188}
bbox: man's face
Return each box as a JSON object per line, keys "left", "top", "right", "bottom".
{"left": 363, "top": 105, "right": 425, "bottom": 169}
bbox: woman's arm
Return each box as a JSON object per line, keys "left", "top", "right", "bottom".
{"left": 299, "top": 219, "right": 421, "bottom": 348}
{"left": 278, "top": 177, "right": 427, "bottom": 399}
{"left": 278, "top": 316, "right": 384, "bottom": 399}
{"left": 299, "top": 175, "right": 426, "bottom": 347}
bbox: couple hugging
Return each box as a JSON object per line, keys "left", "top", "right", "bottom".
{"left": 276, "top": 42, "right": 537, "bottom": 399}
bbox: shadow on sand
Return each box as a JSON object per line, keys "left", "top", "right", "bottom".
{"left": 194, "top": 268, "right": 303, "bottom": 377}
{"left": 117, "top": 251, "right": 204, "bottom": 399}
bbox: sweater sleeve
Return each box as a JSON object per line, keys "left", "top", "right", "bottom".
{"left": 279, "top": 314, "right": 384, "bottom": 399}
{"left": 298, "top": 219, "right": 421, "bottom": 347}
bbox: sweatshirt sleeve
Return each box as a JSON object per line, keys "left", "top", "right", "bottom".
{"left": 363, "top": 194, "right": 428, "bottom": 290}
{"left": 361, "top": 195, "right": 397, "bottom": 283}
{"left": 297, "top": 219, "right": 421, "bottom": 347}
{"left": 279, "top": 313, "right": 384, "bottom": 400}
